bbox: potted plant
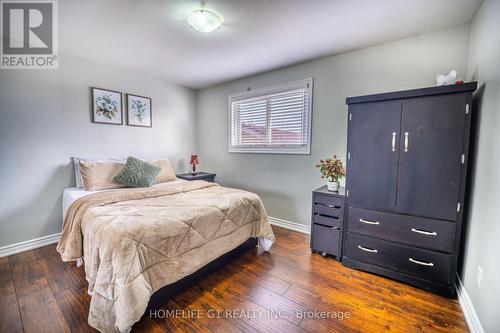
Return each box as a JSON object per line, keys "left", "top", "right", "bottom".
{"left": 316, "top": 155, "right": 346, "bottom": 191}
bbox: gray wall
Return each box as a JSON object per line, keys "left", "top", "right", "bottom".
{"left": 196, "top": 25, "right": 471, "bottom": 225}
{"left": 462, "top": 0, "right": 500, "bottom": 331}
{"left": 0, "top": 54, "right": 197, "bottom": 247}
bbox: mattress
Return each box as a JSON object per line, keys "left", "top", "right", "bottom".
{"left": 62, "top": 179, "right": 188, "bottom": 218}
{"left": 57, "top": 180, "right": 275, "bottom": 332}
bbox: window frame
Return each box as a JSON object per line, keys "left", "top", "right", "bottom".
{"left": 228, "top": 78, "right": 313, "bottom": 155}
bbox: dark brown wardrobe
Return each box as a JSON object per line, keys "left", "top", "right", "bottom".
{"left": 343, "top": 82, "right": 477, "bottom": 297}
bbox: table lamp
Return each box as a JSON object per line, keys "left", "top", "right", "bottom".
{"left": 190, "top": 154, "right": 199, "bottom": 175}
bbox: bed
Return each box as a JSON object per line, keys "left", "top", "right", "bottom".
{"left": 57, "top": 178, "right": 275, "bottom": 333}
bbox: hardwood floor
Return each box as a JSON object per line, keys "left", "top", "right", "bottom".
{"left": 0, "top": 226, "right": 468, "bottom": 333}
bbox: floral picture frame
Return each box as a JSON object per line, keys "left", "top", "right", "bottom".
{"left": 91, "top": 87, "right": 123, "bottom": 125}
{"left": 126, "top": 94, "right": 152, "bottom": 127}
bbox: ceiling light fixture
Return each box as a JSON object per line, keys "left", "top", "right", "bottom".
{"left": 188, "top": 9, "right": 222, "bottom": 33}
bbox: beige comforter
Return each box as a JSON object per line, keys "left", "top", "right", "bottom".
{"left": 57, "top": 180, "right": 275, "bottom": 333}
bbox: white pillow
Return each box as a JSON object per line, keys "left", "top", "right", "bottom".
{"left": 72, "top": 157, "right": 125, "bottom": 188}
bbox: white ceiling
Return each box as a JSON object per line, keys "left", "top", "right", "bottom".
{"left": 60, "top": 0, "right": 482, "bottom": 89}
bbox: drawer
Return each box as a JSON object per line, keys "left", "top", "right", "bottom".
{"left": 315, "top": 194, "right": 343, "bottom": 208}
{"left": 312, "top": 224, "right": 340, "bottom": 256}
{"left": 314, "top": 204, "right": 341, "bottom": 218}
{"left": 314, "top": 214, "right": 341, "bottom": 228}
{"left": 347, "top": 206, "right": 456, "bottom": 253}
{"left": 344, "top": 233, "right": 453, "bottom": 284}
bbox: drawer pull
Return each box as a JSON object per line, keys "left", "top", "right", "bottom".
{"left": 409, "top": 258, "right": 434, "bottom": 267}
{"left": 357, "top": 245, "right": 378, "bottom": 253}
{"left": 315, "top": 224, "right": 340, "bottom": 230}
{"left": 411, "top": 228, "right": 437, "bottom": 236}
{"left": 359, "top": 218, "right": 380, "bottom": 225}
{"left": 323, "top": 204, "right": 338, "bottom": 208}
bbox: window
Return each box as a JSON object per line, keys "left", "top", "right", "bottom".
{"left": 229, "top": 78, "right": 313, "bottom": 154}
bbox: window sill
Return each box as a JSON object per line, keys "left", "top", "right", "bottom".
{"left": 228, "top": 147, "right": 311, "bottom": 155}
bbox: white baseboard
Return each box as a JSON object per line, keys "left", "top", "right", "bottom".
{"left": 268, "top": 216, "right": 310, "bottom": 234}
{"left": 3, "top": 221, "right": 484, "bottom": 333}
{"left": 2, "top": 220, "right": 484, "bottom": 333}
{"left": 456, "top": 274, "right": 485, "bottom": 333}
{"left": 0, "top": 233, "right": 61, "bottom": 258}
{"left": 0, "top": 217, "right": 308, "bottom": 258}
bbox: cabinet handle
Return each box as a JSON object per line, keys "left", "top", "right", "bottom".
{"left": 357, "top": 245, "right": 378, "bottom": 253}
{"left": 391, "top": 132, "right": 396, "bottom": 152}
{"left": 359, "top": 218, "right": 380, "bottom": 225}
{"left": 404, "top": 132, "right": 409, "bottom": 152}
{"left": 409, "top": 258, "right": 434, "bottom": 267}
{"left": 317, "top": 203, "right": 337, "bottom": 208}
{"left": 411, "top": 228, "right": 437, "bottom": 236}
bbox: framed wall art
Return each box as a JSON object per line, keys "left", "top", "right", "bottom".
{"left": 126, "top": 94, "right": 152, "bottom": 127}
{"left": 91, "top": 87, "right": 123, "bottom": 125}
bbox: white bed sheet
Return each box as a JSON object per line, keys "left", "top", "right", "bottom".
{"left": 62, "top": 179, "right": 188, "bottom": 219}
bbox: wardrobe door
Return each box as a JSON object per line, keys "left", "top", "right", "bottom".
{"left": 396, "top": 93, "right": 467, "bottom": 221}
{"left": 347, "top": 100, "right": 401, "bottom": 211}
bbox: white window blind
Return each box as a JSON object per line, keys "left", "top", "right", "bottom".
{"left": 229, "top": 78, "right": 313, "bottom": 154}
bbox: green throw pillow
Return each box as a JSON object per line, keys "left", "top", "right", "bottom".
{"left": 113, "top": 156, "right": 161, "bottom": 188}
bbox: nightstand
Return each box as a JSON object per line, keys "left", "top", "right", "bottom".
{"left": 310, "top": 186, "right": 346, "bottom": 261}
{"left": 176, "top": 172, "right": 216, "bottom": 182}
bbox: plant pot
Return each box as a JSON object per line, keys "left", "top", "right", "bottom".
{"left": 326, "top": 180, "right": 340, "bottom": 192}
